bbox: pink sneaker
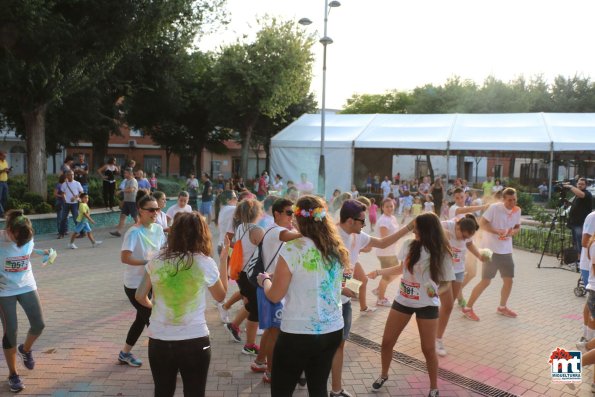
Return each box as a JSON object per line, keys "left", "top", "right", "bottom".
{"left": 462, "top": 307, "right": 480, "bottom": 321}
{"left": 497, "top": 306, "right": 518, "bottom": 318}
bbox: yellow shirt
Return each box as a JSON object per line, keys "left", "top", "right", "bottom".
{"left": 0, "top": 160, "right": 9, "bottom": 182}
{"left": 412, "top": 203, "right": 422, "bottom": 216}
{"left": 76, "top": 203, "right": 90, "bottom": 223}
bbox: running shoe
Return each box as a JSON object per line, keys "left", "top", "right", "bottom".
{"left": 242, "top": 344, "right": 259, "bottom": 355}
{"left": 18, "top": 344, "right": 35, "bottom": 370}
{"left": 462, "top": 307, "right": 480, "bottom": 321}
{"left": 216, "top": 302, "right": 230, "bottom": 323}
{"left": 371, "top": 376, "right": 388, "bottom": 391}
{"left": 496, "top": 306, "right": 518, "bottom": 318}
{"left": 8, "top": 374, "right": 24, "bottom": 393}
{"left": 361, "top": 306, "right": 377, "bottom": 314}
{"left": 118, "top": 351, "right": 142, "bottom": 367}
{"left": 576, "top": 341, "right": 588, "bottom": 353}
{"left": 435, "top": 339, "right": 447, "bottom": 357}
{"left": 376, "top": 298, "right": 392, "bottom": 307}
{"left": 263, "top": 372, "right": 272, "bottom": 384}
{"left": 250, "top": 360, "right": 267, "bottom": 373}
{"left": 371, "top": 288, "right": 379, "bottom": 296}
{"left": 92, "top": 240, "right": 103, "bottom": 248}
{"left": 224, "top": 323, "right": 241, "bottom": 343}
{"left": 330, "top": 389, "right": 353, "bottom": 397}
{"left": 428, "top": 390, "right": 439, "bottom": 397}
{"left": 68, "top": 243, "right": 78, "bottom": 249}
{"left": 109, "top": 231, "right": 122, "bottom": 237}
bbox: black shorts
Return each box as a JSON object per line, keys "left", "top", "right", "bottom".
{"left": 121, "top": 201, "right": 138, "bottom": 218}
{"left": 237, "top": 271, "right": 259, "bottom": 322}
{"left": 391, "top": 300, "right": 439, "bottom": 320}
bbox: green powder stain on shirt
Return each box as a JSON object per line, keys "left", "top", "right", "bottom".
{"left": 154, "top": 262, "right": 203, "bottom": 324}
{"left": 302, "top": 248, "right": 322, "bottom": 272}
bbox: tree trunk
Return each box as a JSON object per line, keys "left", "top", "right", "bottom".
{"left": 196, "top": 148, "right": 203, "bottom": 177}
{"left": 264, "top": 141, "right": 271, "bottom": 176}
{"left": 91, "top": 131, "right": 110, "bottom": 170}
{"left": 425, "top": 154, "right": 435, "bottom": 181}
{"left": 240, "top": 126, "right": 253, "bottom": 180}
{"left": 23, "top": 104, "right": 48, "bottom": 199}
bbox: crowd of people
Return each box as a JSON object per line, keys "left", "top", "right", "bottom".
{"left": 7, "top": 163, "right": 595, "bottom": 396}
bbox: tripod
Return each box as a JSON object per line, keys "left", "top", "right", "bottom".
{"left": 537, "top": 202, "right": 577, "bottom": 271}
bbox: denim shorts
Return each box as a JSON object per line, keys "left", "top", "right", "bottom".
{"left": 200, "top": 201, "right": 212, "bottom": 216}
{"left": 74, "top": 221, "right": 91, "bottom": 234}
{"left": 582, "top": 270, "right": 590, "bottom": 288}
{"left": 588, "top": 290, "right": 595, "bottom": 319}
{"left": 454, "top": 271, "right": 465, "bottom": 283}
{"left": 342, "top": 301, "right": 352, "bottom": 340}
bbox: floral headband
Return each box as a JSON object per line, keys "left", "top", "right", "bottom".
{"left": 293, "top": 205, "right": 327, "bottom": 222}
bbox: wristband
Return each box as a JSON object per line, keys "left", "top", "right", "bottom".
{"left": 263, "top": 277, "right": 272, "bottom": 284}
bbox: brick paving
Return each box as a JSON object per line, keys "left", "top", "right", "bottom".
{"left": 0, "top": 224, "right": 590, "bottom": 396}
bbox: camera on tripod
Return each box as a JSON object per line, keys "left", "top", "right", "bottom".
{"left": 552, "top": 180, "right": 571, "bottom": 204}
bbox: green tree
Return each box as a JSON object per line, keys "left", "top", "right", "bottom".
{"left": 0, "top": 1, "right": 223, "bottom": 198}
{"left": 341, "top": 90, "right": 411, "bottom": 114}
{"left": 208, "top": 17, "right": 315, "bottom": 179}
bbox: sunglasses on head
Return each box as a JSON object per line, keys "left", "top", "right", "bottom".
{"left": 141, "top": 207, "right": 159, "bottom": 213}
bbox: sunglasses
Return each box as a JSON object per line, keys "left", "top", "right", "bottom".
{"left": 284, "top": 210, "right": 294, "bottom": 216}
{"left": 352, "top": 217, "right": 366, "bottom": 225}
{"left": 141, "top": 207, "right": 159, "bottom": 213}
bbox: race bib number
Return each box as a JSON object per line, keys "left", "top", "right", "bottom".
{"left": 5, "top": 255, "right": 29, "bottom": 273}
{"left": 400, "top": 279, "right": 420, "bottom": 300}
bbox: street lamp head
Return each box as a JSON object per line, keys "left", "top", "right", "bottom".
{"left": 320, "top": 36, "right": 333, "bottom": 45}
{"left": 298, "top": 17, "right": 313, "bottom": 26}
{"left": 329, "top": 1, "right": 341, "bottom": 7}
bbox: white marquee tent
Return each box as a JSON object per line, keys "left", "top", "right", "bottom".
{"left": 270, "top": 113, "right": 595, "bottom": 195}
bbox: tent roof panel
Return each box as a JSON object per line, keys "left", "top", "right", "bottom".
{"left": 542, "top": 113, "right": 595, "bottom": 151}
{"left": 449, "top": 113, "right": 551, "bottom": 151}
{"left": 270, "top": 113, "right": 375, "bottom": 148}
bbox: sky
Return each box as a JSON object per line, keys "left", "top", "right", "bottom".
{"left": 199, "top": 0, "right": 595, "bottom": 109}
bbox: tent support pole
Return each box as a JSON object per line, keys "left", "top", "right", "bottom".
{"left": 548, "top": 142, "right": 554, "bottom": 200}
{"left": 446, "top": 142, "right": 450, "bottom": 183}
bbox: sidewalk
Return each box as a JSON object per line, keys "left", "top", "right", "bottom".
{"left": 0, "top": 225, "right": 590, "bottom": 396}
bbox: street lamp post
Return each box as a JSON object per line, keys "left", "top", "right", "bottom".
{"left": 299, "top": 0, "right": 341, "bottom": 198}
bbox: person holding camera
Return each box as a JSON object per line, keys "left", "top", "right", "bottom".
{"left": 565, "top": 178, "right": 593, "bottom": 257}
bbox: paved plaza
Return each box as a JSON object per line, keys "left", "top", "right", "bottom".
{"left": 0, "top": 223, "right": 592, "bottom": 396}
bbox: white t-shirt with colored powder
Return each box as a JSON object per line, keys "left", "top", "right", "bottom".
{"left": 279, "top": 237, "right": 343, "bottom": 334}
{"left": 0, "top": 232, "right": 36, "bottom": 297}
{"left": 580, "top": 212, "right": 595, "bottom": 271}
{"left": 481, "top": 203, "right": 521, "bottom": 254}
{"left": 122, "top": 224, "right": 166, "bottom": 289}
{"left": 146, "top": 253, "right": 219, "bottom": 340}
{"left": 442, "top": 220, "right": 471, "bottom": 274}
{"left": 375, "top": 214, "right": 399, "bottom": 257}
{"left": 395, "top": 238, "right": 455, "bottom": 308}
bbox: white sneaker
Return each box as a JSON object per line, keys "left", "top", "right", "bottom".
{"left": 216, "top": 302, "right": 230, "bottom": 323}
{"left": 376, "top": 298, "right": 392, "bottom": 307}
{"left": 436, "top": 339, "right": 447, "bottom": 356}
{"left": 69, "top": 243, "right": 78, "bottom": 249}
{"left": 257, "top": 328, "right": 265, "bottom": 336}
{"left": 361, "top": 306, "right": 377, "bottom": 314}
{"left": 92, "top": 240, "right": 103, "bottom": 248}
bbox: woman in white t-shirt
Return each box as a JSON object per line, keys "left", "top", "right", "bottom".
{"left": 367, "top": 212, "right": 454, "bottom": 397}
{"left": 151, "top": 191, "right": 169, "bottom": 233}
{"left": 257, "top": 195, "right": 350, "bottom": 396}
{"left": 436, "top": 215, "right": 485, "bottom": 357}
{"left": 165, "top": 191, "right": 192, "bottom": 226}
{"left": 135, "top": 212, "right": 227, "bottom": 397}
{"left": 118, "top": 195, "right": 166, "bottom": 368}
{"left": 373, "top": 198, "right": 402, "bottom": 307}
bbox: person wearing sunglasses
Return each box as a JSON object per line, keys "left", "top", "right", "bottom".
{"left": 251, "top": 198, "right": 301, "bottom": 383}
{"left": 118, "top": 195, "right": 166, "bottom": 368}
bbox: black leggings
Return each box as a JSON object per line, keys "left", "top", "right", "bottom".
{"left": 271, "top": 329, "right": 342, "bottom": 397}
{"left": 149, "top": 336, "right": 211, "bottom": 397}
{"left": 124, "top": 286, "right": 151, "bottom": 347}
{"left": 103, "top": 181, "right": 116, "bottom": 208}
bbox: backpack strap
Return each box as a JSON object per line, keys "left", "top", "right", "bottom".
{"left": 264, "top": 241, "right": 284, "bottom": 272}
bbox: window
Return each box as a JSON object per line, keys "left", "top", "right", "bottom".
{"left": 144, "top": 156, "right": 162, "bottom": 175}
{"left": 129, "top": 128, "right": 144, "bottom": 137}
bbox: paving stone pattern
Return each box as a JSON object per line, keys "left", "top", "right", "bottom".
{"left": 0, "top": 224, "right": 590, "bottom": 396}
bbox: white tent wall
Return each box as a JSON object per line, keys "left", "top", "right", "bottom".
{"left": 391, "top": 155, "right": 488, "bottom": 182}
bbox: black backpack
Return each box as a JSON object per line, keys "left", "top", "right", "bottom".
{"left": 246, "top": 227, "right": 283, "bottom": 287}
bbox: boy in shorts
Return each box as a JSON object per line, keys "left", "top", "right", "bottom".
{"left": 69, "top": 193, "right": 102, "bottom": 249}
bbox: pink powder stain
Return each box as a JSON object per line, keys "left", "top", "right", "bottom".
{"left": 561, "top": 313, "right": 583, "bottom": 321}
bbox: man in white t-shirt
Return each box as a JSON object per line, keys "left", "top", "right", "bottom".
{"left": 330, "top": 199, "right": 413, "bottom": 397}
{"left": 463, "top": 188, "right": 521, "bottom": 321}
{"left": 578, "top": 211, "right": 595, "bottom": 343}
{"left": 61, "top": 170, "right": 84, "bottom": 231}
{"left": 448, "top": 188, "right": 488, "bottom": 220}
{"left": 165, "top": 191, "right": 192, "bottom": 225}
{"left": 295, "top": 173, "right": 314, "bottom": 196}
{"left": 251, "top": 198, "right": 301, "bottom": 383}
{"left": 380, "top": 176, "right": 392, "bottom": 200}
